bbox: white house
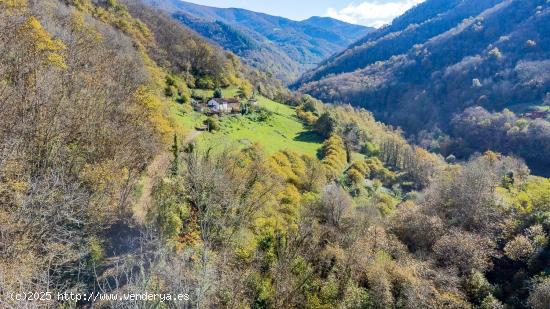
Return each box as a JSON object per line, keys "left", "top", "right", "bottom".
{"left": 207, "top": 98, "right": 240, "bottom": 113}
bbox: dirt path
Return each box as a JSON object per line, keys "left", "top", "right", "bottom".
{"left": 183, "top": 129, "right": 203, "bottom": 144}
{"left": 132, "top": 130, "right": 202, "bottom": 223}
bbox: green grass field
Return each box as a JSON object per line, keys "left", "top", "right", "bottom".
{"left": 169, "top": 88, "right": 324, "bottom": 157}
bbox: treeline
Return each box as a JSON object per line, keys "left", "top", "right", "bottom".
{"left": 295, "top": 95, "right": 445, "bottom": 191}
{"left": 122, "top": 0, "right": 291, "bottom": 100}
{"left": 449, "top": 107, "right": 550, "bottom": 175}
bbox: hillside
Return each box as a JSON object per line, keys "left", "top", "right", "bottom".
{"left": 2, "top": 1, "right": 550, "bottom": 308}
{"left": 143, "top": 0, "right": 372, "bottom": 83}
{"left": 295, "top": 0, "right": 504, "bottom": 84}
{"left": 297, "top": 0, "right": 550, "bottom": 174}
{"left": 172, "top": 87, "right": 324, "bottom": 156}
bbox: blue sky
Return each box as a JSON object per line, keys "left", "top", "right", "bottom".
{"left": 182, "top": 0, "right": 425, "bottom": 27}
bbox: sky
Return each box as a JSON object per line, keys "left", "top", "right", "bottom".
{"left": 181, "top": 0, "right": 425, "bottom": 28}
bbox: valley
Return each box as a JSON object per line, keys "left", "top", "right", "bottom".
{"left": 144, "top": 0, "right": 373, "bottom": 83}
{"left": 295, "top": 0, "right": 550, "bottom": 176}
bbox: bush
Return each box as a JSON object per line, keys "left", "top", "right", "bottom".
{"left": 362, "top": 141, "right": 380, "bottom": 157}
{"left": 196, "top": 76, "right": 215, "bottom": 89}
{"left": 164, "top": 85, "right": 176, "bottom": 97}
{"left": 504, "top": 235, "right": 534, "bottom": 262}
{"left": 528, "top": 278, "right": 550, "bottom": 309}
{"left": 204, "top": 116, "right": 220, "bottom": 131}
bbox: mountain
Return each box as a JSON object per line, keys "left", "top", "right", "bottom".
{"left": 295, "top": 0, "right": 504, "bottom": 85}
{"left": 142, "top": 0, "right": 373, "bottom": 83}
{"left": 296, "top": 0, "right": 550, "bottom": 173}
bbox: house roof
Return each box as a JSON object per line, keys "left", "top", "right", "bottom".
{"left": 210, "top": 98, "right": 240, "bottom": 104}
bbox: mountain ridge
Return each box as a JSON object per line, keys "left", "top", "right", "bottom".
{"left": 294, "top": 0, "right": 504, "bottom": 86}
{"left": 143, "top": 0, "right": 373, "bottom": 83}
{"left": 296, "top": 0, "right": 550, "bottom": 174}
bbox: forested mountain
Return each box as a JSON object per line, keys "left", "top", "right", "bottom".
{"left": 296, "top": 0, "right": 550, "bottom": 175}
{"left": 142, "top": 0, "right": 372, "bottom": 83}
{"left": 296, "top": 0, "right": 504, "bottom": 84}
{"left": 1, "top": 0, "right": 550, "bottom": 308}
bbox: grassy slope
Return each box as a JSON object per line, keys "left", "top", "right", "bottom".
{"left": 169, "top": 87, "right": 323, "bottom": 157}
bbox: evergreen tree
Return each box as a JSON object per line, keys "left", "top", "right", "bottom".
{"left": 213, "top": 87, "right": 223, "bottom": 98}
{"left": 170, "top": 133, "right": 179, "bottom": 176}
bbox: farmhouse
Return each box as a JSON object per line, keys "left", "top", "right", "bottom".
{"left": 207, "top": 98, "right": 241, "bottom": 113}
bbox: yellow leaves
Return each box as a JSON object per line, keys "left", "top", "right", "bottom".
{"left": 25, "top": 17, "right": 62, "bottom": 49}
{"left": 132, "top": 86, "right": 173, "bottom": 141}
{"left": 269, "top": 151, "right": 304, "bottom": 186}
{"left": 280, "top": 184, "right": 301, "bottom": 206}
{"left": 81, "top": 160, "right": 128, "bottom": 223}
{"left": 262, "top": 150, "right": 320, "bottom": 229}
{"left": 365, "top": 157, "right": 397, "bottom": 185}
{"left": 237, "top": 80, "right": 253, "bottom": 99}
{"left": 496, "top": 186, "right": 534, "bottom": 214}
{"left": 437, "top": 292, "right": 471, "bottom": 308}
{"left": 70, "top": 11, "right": 103, "bottom": 43}
{"left": 482, "top": 150, "right": 500, "bottom": 166}
{"left": 70, "top": 0, "right": 154, "bottom": 50}
{"left": 21, "top": 16, "right": 67, "bottom": 69}
{"left": 347, "top": 160, "right": 370, "bottom": 185}
{"left": 515, "top": 191, "right": 534, "bottom": 213}
{"left": 0, "top": 0, "right": 27, "bottom": 9}
{"left": 524, "top": 177, "right": 550, "bottom": 212}
{"left": 296, "top": 108, "right": 318, "bottom": 126}
{"left": 88, "top": 237, "right": 105, "bottom": 264}
{"left": 68, "top": 0, "right": 92, "bottom": 11}
{"left": 321, "top": 134, "right": 347, "bottom": 178}
{"left": 234, "top": 232, "right": 257, "bottom": 264}
{"left": 347, "top": 168, "right": 364, "bottom": 186}
{"left": 0, "top": 158, "right": 28, "bottom": 209}
{"left": 46, "top": 53, "right": 67, "bottom": 70}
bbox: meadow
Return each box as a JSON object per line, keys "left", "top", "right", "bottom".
{"left": 170, "top": 87, "right": 324, "bottom": 157}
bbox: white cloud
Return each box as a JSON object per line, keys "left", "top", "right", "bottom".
{"left": 326, "top": 0, "right": 425, "bottom": 28}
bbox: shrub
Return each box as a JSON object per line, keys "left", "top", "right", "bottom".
{"left": 504, "top": 235, "right": 534, "bottom": 262}
{"left": 204, "top": 116, "right": 221, "bottom": 131}
{"left": 362, "top": 141, "right": 380, "bottom": 157}
{"left": 196, "top": 76, "right": 215, "bottom": 89}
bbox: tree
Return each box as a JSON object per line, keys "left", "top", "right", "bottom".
{"left": 528, "top": 278, "right": 550, "bottom": 309}
{"left": 315, "top": 183, "right": 353, "bottom": 228}
{"left": 237, "top": 81, "right": 253, "bottom": 99}
{"left": 321, "top": 134, "right": 347, "bottom": 178}
{"left": 341, "top": 123, "right": 365, "bottom": 163}
{"left": 504, "top": 235, "right": 534, "bottom": 262}
{"left": 170, "top": 133, "right": 179, "bottom": 176}
{"left": 301, "top": 95, "right": 319, "bottom": 113}
{"left": 213, "top": 87, "right": 223, "bottom": 98}
{"left": 362, "top": 141, "right": 380, "bottom": 157}
{"left": 433, "top": 230, "right": 496, "bottom": 275}
{"left": 204, "top": 116, "right": 220, "bottom": 132}
{"left": 314, "top": 112, "right": 338, "bottom": 139}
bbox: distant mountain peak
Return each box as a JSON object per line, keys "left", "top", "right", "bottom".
{"left": 143, "top": 0, "right": 373, "bottom": 83}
